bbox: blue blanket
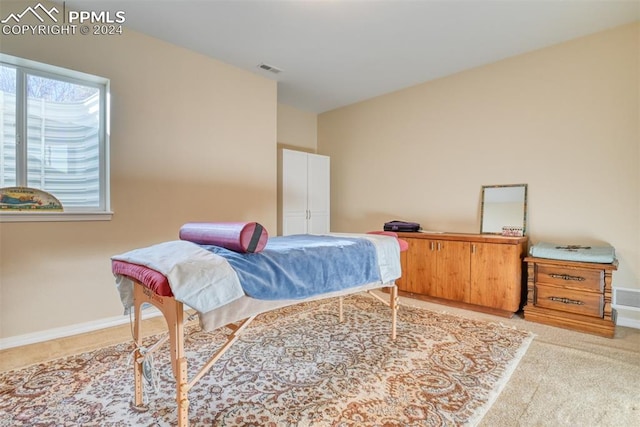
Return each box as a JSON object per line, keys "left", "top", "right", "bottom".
{"left": 201, "top": 234, "right": 381, "bottom": 300}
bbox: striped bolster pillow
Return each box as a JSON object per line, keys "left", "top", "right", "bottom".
{"left": 179, "top": 222, "right": 269, "bottom": 253}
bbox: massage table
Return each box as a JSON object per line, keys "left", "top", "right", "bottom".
{"left": 111, "top": 229, "right": 405, "bottom": 426}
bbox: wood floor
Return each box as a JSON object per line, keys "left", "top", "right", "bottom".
{"left": 0, "top": 316, "right": 180, "bottom": 372}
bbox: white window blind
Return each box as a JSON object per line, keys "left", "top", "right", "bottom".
{"left": 0, "top": 54, "right": 111, "bottom": 221}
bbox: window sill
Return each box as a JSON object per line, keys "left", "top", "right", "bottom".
{"left": 0, "top": 211, "right": 113, "bottom": 222}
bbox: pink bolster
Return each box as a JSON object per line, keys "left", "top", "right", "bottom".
{"left": 179, "top": 222, "right": 269, "bottom": 253}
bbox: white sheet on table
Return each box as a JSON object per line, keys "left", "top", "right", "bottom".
{"left": 327, "top": 232, "right": 401, "bottom": 283}
{"left": 113, "top": 233, "right": 401, "bottom": 324}
{"left": 112, "top": 240, "right": 244, "bottom": 313}
{"left": 199, "top": 281, "right": 395, "bottom": 332}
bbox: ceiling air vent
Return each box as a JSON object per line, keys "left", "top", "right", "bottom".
{"left": 258, "top": 63, "right": 283, "bottom": 74}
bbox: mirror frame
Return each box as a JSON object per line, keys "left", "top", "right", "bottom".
{"left": 480, "top": 184, "right": 528, "bottom": 235}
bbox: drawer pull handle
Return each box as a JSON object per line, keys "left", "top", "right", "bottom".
{"left": 548, "top": 296, "right": 584, "bottom": 305}
{"left": 549, "top": 273, "right": 585, "bottom": 282}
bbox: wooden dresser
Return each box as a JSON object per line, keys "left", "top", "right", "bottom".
{"left": 396, "top": 232, "right": 528, "bottom": 317}
{"left": 523, "top": 257, "right": 617, "bottom": 337}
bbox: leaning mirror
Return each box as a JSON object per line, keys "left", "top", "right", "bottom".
{"left": 480, "top": 184, "right": 527, "bottom": 235}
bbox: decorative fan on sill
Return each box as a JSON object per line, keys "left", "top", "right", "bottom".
{"left": 0, "top": 187, "right": 63, "bottom": 211}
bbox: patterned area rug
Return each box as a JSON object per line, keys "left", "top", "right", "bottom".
{"left": 0, "top": 295, "right": 533, "bottom": 426}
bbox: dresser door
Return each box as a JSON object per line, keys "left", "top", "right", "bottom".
{"left": 433, "top": 240, "right": 470, "bottom": 301}
{"left": 469, "top": 242, "right": 522, "bottom": 311}
{"left": 406, "top": 238, "right": 437, "bottom": 295}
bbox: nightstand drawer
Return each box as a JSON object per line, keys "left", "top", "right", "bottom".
{"left": 535, "top": 284, "right": 603, "bottom": 318}
{"left": 537, "top": 265, "right": 603, "bottom": 292}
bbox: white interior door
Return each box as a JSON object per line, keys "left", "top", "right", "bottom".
{"left": 282, "top": 149, "right": 309, "bottom": 235}
{"left": 307, "top": 153, "right": 330, "bottom": 234}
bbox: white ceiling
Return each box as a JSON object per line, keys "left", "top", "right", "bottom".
{"left": 62, "top": 0, "right": 639, "bottom": 113}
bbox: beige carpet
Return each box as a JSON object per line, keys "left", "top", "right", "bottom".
{"left": 0, "top": 294, "right": 533, "bottom": 426}
{"left": 398, "top": 296, "right": 640, "bottom": 427}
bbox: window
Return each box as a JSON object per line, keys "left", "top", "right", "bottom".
{"left": 0, "top": 53, "right": 110, "bottom": 221}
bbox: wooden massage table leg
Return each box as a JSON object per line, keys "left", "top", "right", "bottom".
{"left": 164, "top": 297, "right": 188, "bottom": 427}
{"left": 343, "top": 284, "right": 399, "bottom": 340}
{"left": 132, "top": 282, "right": 190, "bottom": 426}
{"left": 390, "top": 284, "right": 398, "bottom": 340}
{"left": 132, "top": 293, "right": 144, "bottom": 410}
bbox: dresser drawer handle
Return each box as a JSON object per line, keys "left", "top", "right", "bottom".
{"left": 548, "top": 296, "right": 585, "bottom": 305}
{"left": 549, "top": 273, "right": 585, "bottom": 282}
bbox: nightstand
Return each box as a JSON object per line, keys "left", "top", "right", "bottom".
{"left": 523, "top": 256, "right": 617, "bottom": 337}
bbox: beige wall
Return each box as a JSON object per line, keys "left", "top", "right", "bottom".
{"left": 0, "top": 1, "right": 277, "bottom": 339}
{"left": 277, "top": 103, "right": 318, "bottom": 152}
{"left": 318, "top": 24, "right": 639, "bottom": 298}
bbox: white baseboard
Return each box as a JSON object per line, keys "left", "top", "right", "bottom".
{"left": 616, "top": 314, "right": 640, "bottom": 330}
{"left": 0, "top": 307, "right": 162, "bottom": 351}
